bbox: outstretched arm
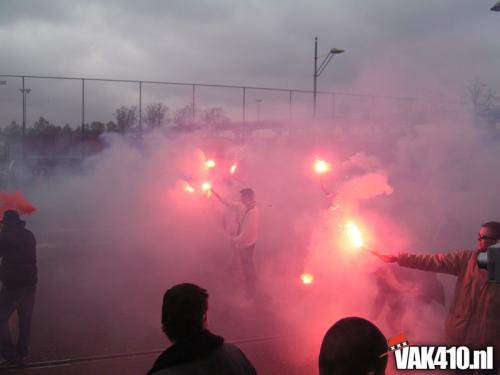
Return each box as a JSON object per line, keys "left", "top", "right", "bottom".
{"left": 211, "top": 189, "right": 240, "bottom": 210}
{"left": 376, "top": 251, "right": 466, "bottom": 276}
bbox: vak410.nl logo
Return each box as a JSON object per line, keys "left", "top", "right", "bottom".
{"left": 384, "top": 334, "right": 495, "bottom": 371}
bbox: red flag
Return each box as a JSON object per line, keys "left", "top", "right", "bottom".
{"left": 0, "top": 192, "right": 36, "bottom": 216}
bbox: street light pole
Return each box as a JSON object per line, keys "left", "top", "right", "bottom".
{"left": 19, "top": 85, "right": 32, "bottom": 136}
{"left": 313, "top": 37, "right": 318, "bottom": 118}
{"left": 313, "top": 37, "right": 344, "bottom": 118}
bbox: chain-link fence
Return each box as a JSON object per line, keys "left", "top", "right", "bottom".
{"left": 0, "top": 74, "right": 432, "bottom": 136}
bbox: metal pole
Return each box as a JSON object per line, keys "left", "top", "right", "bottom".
{"left": 331, "top": 93, "right": 335, "bottom": 118}
{"left": 313, "top": 37, "right": 318, "bottom": 118}
{"left": 21, "top": 76, "right": 25, "bottom": 136}
{"left": 243, "top": 87, "right": 246, "bottom": 124}
{"left": 25, "top": 88, "right": 30, "bottom": 129}
{"left": 289, "top": 90, "right": 293, "bottom": 118}
{"left": 81, "top": 79, "right": 85, "bottom": 139}
{"left": 192, "top": 84, "right": 195, "bottom": 124}
{"left": 139, "top": 81, "right": 142, "bottom": 133}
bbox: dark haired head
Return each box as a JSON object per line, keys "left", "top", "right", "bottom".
{"left": 481, "top": 221, "right": 500, "bottom": 240}
{"left": 240, "top": 188, "right": 255, "bottom": 201}
{"left": 161, "top": 283, "right": 208, "bottom": 342}
{"left": 319, "top": 317, "right": 387, "bottom": 375}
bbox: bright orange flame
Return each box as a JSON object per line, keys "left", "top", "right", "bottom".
{"left": 314, "top": 159, "right": 330, "bottom": 174}
{"left": 184, "top": 183, "right": 195, "bottom": 193}
{"left": 230, "top": 164, "right": 237, "bottom": 174}
{"left": 345, "top": 220, "right": 364, "bottom": 248}
{"left": 205, "top": 159, "right": 216, "bottom": 169}
{"left": 201, "top": 182, "right": 213, "bottom": 197}
{"left": 300, "top": 273, "right": 314, "bottom": 285}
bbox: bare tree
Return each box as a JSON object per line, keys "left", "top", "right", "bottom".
{"left": 145, "top": 103, "right": 169, "bottom": 129}
{"left": 173, "top": 104, "right": 200, "bottom": 129}
{"left": 467, "top": 78, "right": 495, "bottom": 118}
{"left": 202, "top": 107, "right": 230, "bottom": 126}
{"left": 114, "top": 106, "right": 137, "bottom": 132}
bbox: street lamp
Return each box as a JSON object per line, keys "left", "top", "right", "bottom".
{"left": 19, "top": 88, "right": 32, "bottom": 136}
{"left": 492, "top": 1, "right": 500, "bottom": 11}
{"left": 256, "top": 99, "right": 262, "bottom": 121}
{"left": 313, "top": 37, "right": 344, "bottom": 118}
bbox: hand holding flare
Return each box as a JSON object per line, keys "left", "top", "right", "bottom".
{"left": 344, "top": 220, "right": 385, "bottom": 258}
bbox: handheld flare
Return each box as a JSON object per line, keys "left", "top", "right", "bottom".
{"left": 314, "top": 159, "right": 331, "bottom": 175}
{"left": 205, "top": 159, "right": 216, "bottom": 169}
{"left": 300, "top": 272, "right": 314, "bottom": 285}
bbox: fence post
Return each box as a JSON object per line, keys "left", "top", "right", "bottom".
{"left": 331, "top": 93, "right": 335, "bottom": 118}
{"left": 21, "top": 76, "right": 25, "bottom": 137}
{"left": 243, "top": 87, "right": 246, "bottom": 124}
{"left": 81, "top": 79, "right": 85, "bottom": 140}
{"left": 192, "top": 84, "right": 196, "bottom": 124}
{"left": 139, "top": 80, "right": 142, "bottom": 133}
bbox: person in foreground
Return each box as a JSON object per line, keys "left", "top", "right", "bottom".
{"left": 319, "top": 317, "right": 387, "bottom": 375}
{"left": 146, "top": 283, "right": 257, "bottom": 375}
{"left": 0, "top": 210, "right": 37, "bottom": 368}
{"left": 377, "top": 221, "right": 500, "bottom": 374}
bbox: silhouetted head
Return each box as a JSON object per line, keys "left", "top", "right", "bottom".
{"left": 477, "top": 221, "right": 500, "bottom": 252}
{"left": 0, "top": 210, "right": 24, "bottom": 228}
{"left": 240, "top": 188, "right": 255, "bottom": 206}
{"left": 161, "top": 283, "right": 208, "bottom": 343}
{"left": 319, "top": 317, "right": 387, "bottom": 375}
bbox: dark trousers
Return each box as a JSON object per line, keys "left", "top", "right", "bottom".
{"left": 0, "top": 285, "right": 36, "bottom": 359}
{"left": 238, "top": 245, "right": 256, "bottom": 298}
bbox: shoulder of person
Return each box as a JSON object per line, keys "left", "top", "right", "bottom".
{"left": 220, "top": 344, "right": 256, "bottom": 371}
{"left": 219, "top": 343, "right": 253, "bottom": 361}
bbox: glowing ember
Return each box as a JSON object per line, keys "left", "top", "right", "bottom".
{"left": 345, "top": 220, "right": 363, "bottom": 248}
{"left": 205, "top": 159, "right": 216, "bottom": 169}
{"left": 230, "top": 164, "right": 237, "bottom": 174}
{"left": 300, "top": 273, "right": 314, "bottom": 285}
{"left": 184, "top": 183, "right": 195, "bottom": 193}
{"left": 314, "top": 159, "right": 331, "bottom": 174}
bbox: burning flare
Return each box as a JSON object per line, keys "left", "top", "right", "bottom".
{"left": 300, "top": 272, "right": 314, "bottom": 285}
{"left": 184, "top": 183, "right": 195, "bottom": 193}
{"left": 314, "top": 159, "right": 331, "bottom": 175}
{"left": 205, "top": 159, "right": 216, "bottom": 169}
{"left": 230, "top": 164, "right": 237, "bottom": 174}
{"left": 345, "top": 220, "right": 363, "bottom": 249}
{"left": 201, "top": 182, "right": 212, "bottom": 197}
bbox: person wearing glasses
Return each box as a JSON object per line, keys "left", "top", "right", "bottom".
{"left": 377, "top": 221, "right": 500, "bottom": 375}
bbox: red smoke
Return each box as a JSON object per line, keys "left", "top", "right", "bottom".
{"left": 0, "top": 192, "right": 37, "bottom": 216}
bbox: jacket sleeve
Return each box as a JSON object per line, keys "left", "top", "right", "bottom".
{"left": 0, "top": 233, "right": 6, "bottom": 257}
{"left": 397, "top": 250, "right": 468, "bottom": 276}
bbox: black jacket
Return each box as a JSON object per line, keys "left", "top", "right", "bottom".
{"left": 0, "top": 222, "right": 37, "bottom": 287}
{"left": 147, "top": 330, "right": 257, "bottom": 375}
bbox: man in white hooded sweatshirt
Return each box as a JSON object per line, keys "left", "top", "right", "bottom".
{"left": 212, "top": 188, "right": 259, "bottom": 299}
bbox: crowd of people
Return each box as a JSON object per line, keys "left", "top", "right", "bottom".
{"left": 0, "top": 189, "right": 499, "bottom": 374}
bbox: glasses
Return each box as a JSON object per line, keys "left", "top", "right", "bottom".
{"left": 477, "top": 234, "right": 497, "bottom": 241}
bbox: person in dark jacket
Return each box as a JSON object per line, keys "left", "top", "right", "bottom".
{"left": 146, "top": 283, "right": 257, "bottom": 375}
{"left": 0, "top": 210, "right": 37, "bottom": 367}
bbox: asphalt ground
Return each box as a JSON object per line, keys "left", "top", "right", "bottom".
{"left": 1, "top": 229, "right": 319, "bottom": 375}
{"left": 1, "top": 227, "right": 449, "bottom": 375}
